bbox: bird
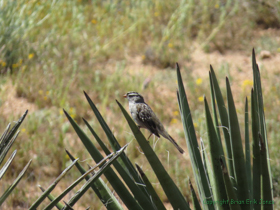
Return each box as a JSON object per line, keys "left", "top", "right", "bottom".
{"left": 123, "top": 92, "right": 184, "bottom": 154}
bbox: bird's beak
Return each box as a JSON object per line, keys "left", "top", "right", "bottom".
{"left": 123, "top": 94, "right": 127, "bottom": 98}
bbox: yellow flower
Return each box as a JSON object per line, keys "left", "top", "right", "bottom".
{"left": 154, "top": 12, "right": 159, "bottom": 17}
{"left": 38, "top": 90, "right": 43, "bottom": 95}
{"left": 193, "top": 123, "right": 198, "bottom": 128}
{"left": 2, "top": 62, "right": 6, "bottom": 67}
{"left": 277, "top": 48, "right": 280, "bottom": 53}
{"left": 28, "top": 53, "right": 34, "bottom": 59}
{"left": 59, "top": 110, "right": 64, "bottom": 115}
{"left": 91, "top": 19, "right": 97, "bottom": 24}
{"left": 70, "top": 114, "right": 76, "bottom": 119}
{"left": 141, "top": 55, "right": 146, "bottom": 60}
{"left": 215, "top": 4, "right": 219, "bottom": 9}
{"left": 12, "top": 63, "right": 18, "bottom": 68}
{"left": 170, "top": 118, "right": 178, "bottom": 124}
{"left": 43, "top": 96, "right": 48, "bottom": 101}
{"left": 196, "top": 78, "right": 202, "bottom": 85}
{"left": 19, "top": 59, "right": 23, "bottom": 65}
{"left": 168, "top": 43, "right": 173, "bottom": 48}
{"left": 173, "top": 111, "right": 179, "bottom": 116}
{"left": 21, "top": 128, "right": 26, "bottom": 133}
{"left": 46, "top": 91, "right": 50, "bottom": 95}
{"left": 198, "top": 96, "right": 204, "bottom": 102}
{"left": 242, "top": 80, "right": 253, "bottom": 89}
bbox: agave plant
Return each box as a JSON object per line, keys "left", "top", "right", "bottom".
{"left": 0, "top": 110, "right": 32, "bottom": 206}
{"left": 176, "top": 49, "right": 273, "bottom": 209}
{"left": 34, "top": 49, "right": 273, "bottom": 209}
{"left": 29, "top": 134, "right": 128, "bottom": 210}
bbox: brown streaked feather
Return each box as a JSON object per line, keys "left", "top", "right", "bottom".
{"left": 137, "top": 104, "right": 160, "bottom": 138}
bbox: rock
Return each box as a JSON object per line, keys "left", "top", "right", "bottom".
{"left": 260, "top": 50, "right": 271, "bottom": 59}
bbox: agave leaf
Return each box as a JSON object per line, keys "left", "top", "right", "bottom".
{"left": 226, "top": 77, "right": 249, "bottom": 201}
{"left": 29, "top": 159, "right": 78, "bottom": 210}
{"left": 200, "top": 140, "right": 212, "bottom": 197}
{"left": 0, "top": 159, "right": 32, "bottom": 205}
{"left": 209, "top": 71, "right": 222, "bottom": 145}
{"left": 82, "top": 118, "right": 154, "bottom": 209}
{"left": 0, "top": 123, "right": 11, "bottom": 147}
{"left": 204, "top": 97, "right": 228, "bottom": 209}
{"left": 259, "top": 133, "right": 273, "bottom": 210}
{"left": 220, "top": 158, "right": 241, "bottom": 210}
{"left": 251, "top": 89, "right": 261, "bottom": 210}
{"left": 244, "top": 97, "right": 252, "bottom": 198}
{"left": 83, "top": 118, "right": 151, "bottom": 201}
{"left": 63, "top": 109, "right": 143, "bottom": 210}
{"left": 189, "top": 180, "right": 202, "bottom": 210}
{"left": 0, "top": 150, "right": 17, "bottom": 179}
{"left": 44, "top": 147, "right": 126, "bottom": 210}
{"left": 135, "top": 164, "right": 167, "bottom": 210}
{"left": 176, "top": 63, "right": 213, "bottom": 209}
{"left": 39, "top": 186, "right": 63, "bottom": 210}
{"left": 210, "top": 66, "right": 234, "bottom": 178}
{"left": 62, "top": 146, "right": 128, "bottom": 210}
{"left": 252, "top": 49, "right": 273, "bottom": 198}
{"left": 65, "top": 150, "right": 124, "bottom": 210}
{"left": 0, "top": 110, "right": 28, "bottom": 152}
{"left": 0, "top": 131, "right": 19, "bottom": 165}
{"left": 117, "top": 100, "right": 190, "bottom": 210}
{"left": 84, "top": 91, "right": 143, "bottom": 184}
{"left": 252, "top": 49, "right": 266, "bottom": 141}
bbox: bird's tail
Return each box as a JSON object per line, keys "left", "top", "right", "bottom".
{"left": 167, "top": 135, "right": 185, "bottom": 154}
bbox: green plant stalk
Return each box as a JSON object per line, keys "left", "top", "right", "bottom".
{"left": 84, "top": 91, "right": 147, "bottom": 186}
{"left": 189, "top": 180, "right": 202, "bottom": 210}
{"left": 209, "top": 71, "right": 222, "bottom": 147}
{"left": 200, "top": 140, "right": 213, "bottom": 197}
{"left": 0, "top": 110, "right": 28, "bottom": 151}
{"left": 117, "top": 100, "right": 190, "bottom": 210}
{"left": 82, "top": 118, "right": 155, "bottom": 209}
{"left": 39, "top": 186, "right": 64, "bottom": 210}
{"left": 259, "top": 133, "right": 273, "bottom": 210}
{"left": 0, "top": 123, "right": 11, "bottom": 146}
{"left": 0, "top": 150, "right": 17, "bottom": 179}
{"left": 0, "top": 131, "right": 20, "bottom": 164}
{"left": 204, "top": 97, "right": 229, "bottom": 209}
{"left": 220, "top": 158, "right": 241, "bottom": 210}
{"left": 66, "top": 149, "right": 124, "bottom": 210}
{"left": 135, "top": 164, "right": 167, "bottom": 210}
{"left": 0, "top": 159, "right": 32, "bottom": 205}
{"left": 63, "top": 146, "right": 128, "bottom": 210}
{"left": 210, "top": 66, "right": 234, "bottom": 179}
{"left": 251, "top": 89, "right": 261, "bottom": 210}
{"left": 29, "top": 159, "right": 78, "bottom": 210}
{"left": 226, "top": 77, "right": 249, "bottom": 201}
{"left": 44, "top": 147, "right": 127, "bottom": 210}
{"left": 176, "top": 63, "right": 214, "bottom": 209}
{"left": 63, "top": 109, "right": 143, "bottom": 210}
{"left": 245, "top": 97, "right": 252, "bottom": 203}
{"left": 252, "top": 49, "right": 273, "bottom": 198}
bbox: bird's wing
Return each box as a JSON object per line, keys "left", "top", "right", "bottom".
{"left": 136, "top": 103, "right": 160, "bottom": 138}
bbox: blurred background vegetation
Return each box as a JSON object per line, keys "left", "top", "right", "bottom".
{"left": 0, "top": 0, "right": 279, "bottom": 209}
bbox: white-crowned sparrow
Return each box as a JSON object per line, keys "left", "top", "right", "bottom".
{"left": 124, "top": 92, "right": 184, "bottom": 154}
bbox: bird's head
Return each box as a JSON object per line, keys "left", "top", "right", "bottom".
{"left": 123, "top": 92, "right": 145, "bottom": 103}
